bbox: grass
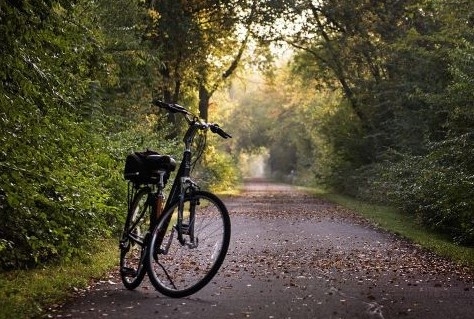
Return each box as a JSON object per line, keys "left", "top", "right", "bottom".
{"left": 0, "top": 239, "right": 118, "bottom": 319}
{"left": 304, "top": 187, "right": 474, "bottom": 269}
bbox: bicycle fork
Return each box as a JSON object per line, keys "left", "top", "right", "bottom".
{"left": 178, "top": 197, "right": 197, "bottom": 248}
{"left": 158, "top": 202, "right": 197, "bottom": 255}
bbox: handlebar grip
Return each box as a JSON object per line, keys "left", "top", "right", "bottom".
{"left": 210, "top": 124, "right": 232, "bottom": 139}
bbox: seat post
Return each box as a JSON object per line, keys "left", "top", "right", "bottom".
{"left": 157, "top": 170, "right": 166, "bottom": 189}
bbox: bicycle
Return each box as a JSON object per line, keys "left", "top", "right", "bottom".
{"left": 119, "top": 99, "right": 232, "bottom": 298}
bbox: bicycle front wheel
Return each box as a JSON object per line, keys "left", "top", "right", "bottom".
{"left": 119, "top": 188, "right": 151, "bottom": 290}
{"left": 147, "top": 191, "right": 231, "bottom": 298}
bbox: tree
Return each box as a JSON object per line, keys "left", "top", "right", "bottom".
{"left": 282, "top": 0, "right": 474, "bottom": 244}
{"left": 146, "top": 0, "right": 257, "bottom": 120}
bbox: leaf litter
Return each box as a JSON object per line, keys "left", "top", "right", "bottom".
{"left": 46, "top": 180, "right": 474, "bottom": 318}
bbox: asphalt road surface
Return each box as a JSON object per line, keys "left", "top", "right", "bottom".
{"left": 45, "top": 180, "right": 474, "bottom": 319}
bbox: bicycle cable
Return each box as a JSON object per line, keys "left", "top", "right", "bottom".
{"left": 190, "top": 130, "right": 207, "bottom": 173}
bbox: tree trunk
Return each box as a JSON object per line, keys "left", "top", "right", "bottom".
{"left": 199, "top": 85, "right": 210, "bottom": 121}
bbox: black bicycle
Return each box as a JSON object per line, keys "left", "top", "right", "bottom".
{"left": 119, "top": 99, "right": 232, "bottom": 298}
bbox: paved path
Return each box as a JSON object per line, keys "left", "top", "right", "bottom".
{"left": 46, "top": 180, "right": 474, "bottom": 318}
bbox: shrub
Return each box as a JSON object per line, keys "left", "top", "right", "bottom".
{"left": 366, "top": 134, "right": 474, "bottom": 245}
{"left": 195, "top": 143, "right": 241, "bottom": 192}
{"left": 0, "top": 109, "right": 126, "bottom": 269}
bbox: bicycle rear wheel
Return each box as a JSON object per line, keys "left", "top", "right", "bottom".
{"left": 119, "top": 187, "right": 151, "bottom": 290}
{"left": 147, "top": 190, "right": 231, "bottom": 298}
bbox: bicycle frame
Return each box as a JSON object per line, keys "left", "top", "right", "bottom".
{"left": 161, "top": 117, "right": 204, "bottom": 245}
{"left": 163, "top": 115, "right": 203, "bottom": 199}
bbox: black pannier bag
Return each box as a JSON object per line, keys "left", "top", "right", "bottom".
{"left": 124, "top": 149, "right": 176, "bottom": 185}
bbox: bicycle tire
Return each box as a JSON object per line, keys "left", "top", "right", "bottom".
{"left": 146, "top": 190, "right": 231, "bottom": 298}
{"left": 119, "top": 187, "right": 151, "bottom": 290}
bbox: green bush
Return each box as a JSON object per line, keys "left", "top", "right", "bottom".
{"left": 410, "top": 136, "right": 473, "bottom": 245}
{"left": 362, "top": 134, "right": 474, "bottom": 246}
{"left": 0, "top": 108, "right": 183, "bottom": 269}
{"left": 195, "top": 143, "right": 241, "bottom": 192}
{"left": 0, "top": 108, "right": 125, "bottom": 269}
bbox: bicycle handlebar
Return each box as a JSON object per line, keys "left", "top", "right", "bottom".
{"left": 152, "top": 99, "right": 232, "bottom": 139}
{"left": 152, "top": 99, "right": 190, "bottom": 115}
